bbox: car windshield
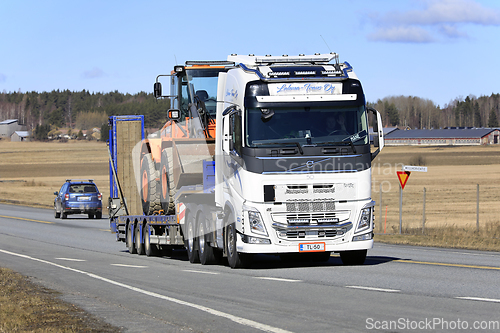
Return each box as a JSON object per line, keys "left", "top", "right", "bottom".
{"left": 245, "top": 106, "right": 368, "bottom": 147}
{"left": 69, "top": 184, "right": 97, "bottom": 193}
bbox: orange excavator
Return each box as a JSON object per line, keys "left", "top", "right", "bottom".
{"left": 139, "top": 60, "right": 234, "bottom": 215}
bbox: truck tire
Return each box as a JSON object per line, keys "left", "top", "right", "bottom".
{"left": 160, "top": 149, "right": 176, "bottom": 214}
{"left": 126, "top": 223, "right": 136, "bottom": 254}
{"left": 198, "top": 213, "right": 216, "bottom": 265}
{"left": 226, "top": 219, "right": 253, "bottom": 269}
{"left": 339, "top": 249, "right": 367, "bottom": 265}
{"left": 186, "top": 213, "right": 200, "bottom": 263}
{"left": 96, "top": 212, "right": 102, "bottom": 219}
{"left": 135, "top": 223, "right": 145, "bottom": 255}
{"left": 144, "top": 222, "right": 158, "bottom": 257}
{"left": 141, "top": 154, "right": 161, "bottom": 215}
{"left": 54, "top": 206, "right": 60, "bottom": 218}
{"left": 61, "top": 212, "right": 67, "bottom": 219}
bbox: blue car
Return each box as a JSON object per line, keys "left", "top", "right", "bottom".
{"left": 54, "top": 179, "right": 103, "bottom": 219}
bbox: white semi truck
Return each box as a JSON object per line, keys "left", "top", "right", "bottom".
{"left": 108, "top": 53, "right": 384, "bottom": 268}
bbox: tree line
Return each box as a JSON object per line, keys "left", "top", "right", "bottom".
{"left": 1, "top": 90, "right": 499, "bottom": 142}
{"left": 369, "top": 93, "right": 499, "bottom": 129}
{"left": 0, "top": 90, "right": 170, "bottom": 141}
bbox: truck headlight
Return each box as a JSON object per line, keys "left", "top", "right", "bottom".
{"left": 356, "top": 207, "right": 372, "bottom": 232}
{"left": 244, "top": 206, "right": 268, "bottom": 237}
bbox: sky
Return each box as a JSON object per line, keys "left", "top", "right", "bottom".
{"left": 1, "top": 0, "right": 499, "bottom": 108}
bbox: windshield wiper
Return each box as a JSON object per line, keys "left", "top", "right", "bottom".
{"left": 315, "top": 140, "right": 356, "bottom": 154}
{"left": 252, "top": 142, "right": 304, "bottom": 155}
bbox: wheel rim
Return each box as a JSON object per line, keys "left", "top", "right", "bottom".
{"left": 142, "top": 170, "right": 148, "bottom": 202}
{"left": 188, "top": 222, "right": 194, "bottom": 253}
{"left": 161, "top": 165, "right": 168, "bottom": 199}
{"left": 199, "top": 222, "right": 205, "bottom": 255}
{"left": 227, "top": 225, "right": 235, "bottom": 257}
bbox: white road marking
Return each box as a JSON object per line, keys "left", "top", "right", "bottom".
{"left": 55, "top": 258, "right": 86, "bottom": 262}
{"left": 0, "top": 248, "right": 292, "bottom": 333}
{"left": 456, "top": 296, "right": 500, "bottom": 303}
{"left": 255, "top": 277, "right": 302, "bottom": 283}
{"left": 346, "top": 285, "right": 400, "bottom": 293}
{"left": 183, "top": 269, "right": 219, "bottom": 275}
{"left": 111, "top": 264, "right": 148, "bottom": 268}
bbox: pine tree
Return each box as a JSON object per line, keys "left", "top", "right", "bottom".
{"left": 488, "top": 109, "right": 499, "bottom": 127}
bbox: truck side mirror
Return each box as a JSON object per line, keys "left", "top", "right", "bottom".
{"left": 154, "top": 82, "right": 162, "bottom": 98}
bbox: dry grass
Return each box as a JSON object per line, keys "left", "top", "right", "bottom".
{"left": 0, "top": 140, "right": 109, "bottom": 208}
{"left": 372, "top": 144, "right": 500, "bottom": 251}
{"left": 0, "top": 267, "right": 119, "bottom": 332}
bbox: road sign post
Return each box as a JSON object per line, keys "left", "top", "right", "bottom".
{"left": 397, "top": 166, "right": 428, "bottom": 235}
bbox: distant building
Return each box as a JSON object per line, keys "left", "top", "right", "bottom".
{"left": 11, "top": 131, "right": 30, "bottom": 142}
{"left": 385, "top": 128, "right": 500, "bottom": 146}
{"left": 0, "top": 119, "right": 23, "bottom": 139}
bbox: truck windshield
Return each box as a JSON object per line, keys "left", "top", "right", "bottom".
{"left": 245, "top": 106, "right": 368, "bottom": 147}
{"left": 181, "top": 69, "right": 220, "bottom": 116}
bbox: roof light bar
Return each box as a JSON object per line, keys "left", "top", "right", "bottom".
{"left": 295, "top": 71, "right": 316, "bottom": 76}
{"left": 269, "top": 71, "right": 290, "bottom": 77}
{"left": 322, "top": 70, "right": 343, "bottom": 75}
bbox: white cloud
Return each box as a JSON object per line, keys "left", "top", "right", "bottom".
{"left": 367, "top": 0, "right": 500, "bottom": 43}
{"left": 368, "top": 26, "right": 435, "bottom": 43}
{"left": 82, "top": 67, "right": 106, "bottom": 79}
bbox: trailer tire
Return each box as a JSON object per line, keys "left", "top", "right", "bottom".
{"left": 136, "top": 223, "right": 145, "bottom": 255}
{"left": 144, "top": 222, "right": 158, "bottom": 257}
{"left": 126, "top": 223, "right": 136, "bottom": 254}
{"left": 160, "top": 149, "right": 176, "bottom": 214}
{"left": 186, "top": 214, "right": 200, "bottom": 263}
{"left": 339, "top": 249, "right": 367, "bottom": 265}
{"left": 141, "top": 154, "right": 161, "bottom": 215}
{"left": 198, "top": 213, "right": 216, "bottom": 265}
{"left": 226, "top": 220, "right": 253, "bottom": 269}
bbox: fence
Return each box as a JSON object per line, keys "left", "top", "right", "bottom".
{"left": 374, "top": 182, "right": 500, "bottom": 234}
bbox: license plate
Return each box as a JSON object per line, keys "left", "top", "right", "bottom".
{"left": 299, "top": 242, "right": 325, "bottom": 252}
{"left": 78, "top": 196, "right": 91, "bottom": 201}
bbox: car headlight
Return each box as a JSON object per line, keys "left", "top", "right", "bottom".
{"left": 244, "top": 207, "right": 268, "bottom": 237}
{"left": 356, "top": 207, "right": 372, "bottom": 232}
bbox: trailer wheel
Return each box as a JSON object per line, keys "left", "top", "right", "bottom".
{"left": 186, "top": 215, "right": 200, "bottom": 263}
{"left": 126, "top": 223, "right": 136, "bottom": 254}
{"left": 339, "top": 249, "right": 367, "bottom": 265}
{"left": 198, "top": 213, "right": 215, "bottom": 265}
{"left": 226, "top": 220, "right": 252, "bottom": 269}
{"left": 141, "top": 154, "right": 161, "bottom": 215}
{"left": 136, "top": 223, "right": 145, "bottom": 255}
{"left": 160, "top": 149, "right": 176, "bottom": 214}
{"left": 144, "top": 222, "right": 157, "bottom": 257}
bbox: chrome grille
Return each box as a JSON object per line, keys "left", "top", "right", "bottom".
{"left": 286, "top": 201, "right": 336, "bottom": 212}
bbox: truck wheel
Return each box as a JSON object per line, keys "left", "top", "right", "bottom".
{"left": 339, "top": 249, "right": 367, "bottom": 265}
{"left": 144, "top": 222, "right": 157, "bottom": 257}
{"left": 198, "top": 213, "right": 215, "bottom": 265}
{"left": 160, "top": 149, "right": 176, "bottom": 214}
{"left": 61, "top": 212, "right": 67, "bottom": 219}
{"left": 126, "top": 223, "right": 136, "bottom": 254}
{"left": 96, "top": 212, "right": 102, "bottom": 219}
{"left": 54, "top": 206, "right": 60, "bottom": 218}
{"left": 141, "top": 154, "right": 161, "bottom": 215}
{"left": 226, "top": 220, "right": 252, "bottom": 269}
{"left": 136, "top": 223, "right": 145, "bottom": 255}
{"left": 88, "top": 213, "right": 94, "bottom": 219}
{"left": 186, "top": 215, "right": 200, "bottom": 263}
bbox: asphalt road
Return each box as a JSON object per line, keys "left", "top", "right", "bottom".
{"left": 1, "top": 203, "right": 499, "bottom": 332}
